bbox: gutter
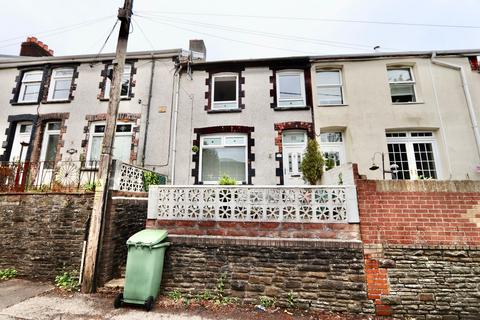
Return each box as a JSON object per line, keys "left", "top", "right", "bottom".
{"left": 169, "top": 63, "right": 183, "bottom": 184}
{"left": 431, "top": 52, "right": 480, "bottom": 161}
{"left": 140, "top": 56, "right": 155, "bottom": 166}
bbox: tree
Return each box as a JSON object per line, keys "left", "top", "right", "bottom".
{"left": 300, "top": 138, "right": 325, "bottom": 185}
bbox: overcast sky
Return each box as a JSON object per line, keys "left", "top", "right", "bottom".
{"left": 0, "top": 0, "right": 478, "bottom": 61}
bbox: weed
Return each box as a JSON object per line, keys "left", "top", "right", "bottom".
{"left": 287, "top": 291, "right": 296, "bottom": 308}
{"left": 54, "top": 270, "right": 79, "bottom": 291}
{"left": 167, "top": 289, "right": 183, "bottom": 302}
{"left": 0, "top": 268, "right": 17, "bottom": 280}
{"left": 259, "top": 295, "right": 276, "bottom": 309}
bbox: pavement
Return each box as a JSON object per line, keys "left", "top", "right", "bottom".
{"left": 0, "top": 279, "right": 224, "bottom": 320}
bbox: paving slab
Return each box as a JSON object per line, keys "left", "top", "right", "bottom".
{"left": 0, "top": 279, "right": 53, "bottom": 310}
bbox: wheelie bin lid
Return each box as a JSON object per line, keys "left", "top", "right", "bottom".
{"left": 126, "top": 229, "right": 168, "bottom": 247}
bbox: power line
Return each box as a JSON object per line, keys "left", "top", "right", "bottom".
{"left": 136, "top": 10, "right": 480, "bottom": 30}
{"left": 135, "top": 15, "right": 317, "bottom": 55}
{"left": 136, "top": 13, "right": 397, "bottom": 51}
{"left": 94, "top": 19, "right": 119, "bottom": 59}
{"left": 131, "top": 17, "right": 156, "bottom": 51}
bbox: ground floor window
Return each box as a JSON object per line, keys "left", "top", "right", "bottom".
{"left": 386, "top": 131, "right": 438, "bottom": 180}
{"left": 320, "top": 131, "right": 345, "bottom": 168}
{"left": 199, "top": 134, "right": 247, "bottom": 184}
{"left": 87, "top": 122, "right": 134, "bottom": 164}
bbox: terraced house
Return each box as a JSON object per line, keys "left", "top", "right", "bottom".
{"left": 0, "top": 37, "right": 479, "bottom": 189}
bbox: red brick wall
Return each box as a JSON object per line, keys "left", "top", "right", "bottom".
{"left": 146, "top": 219, "right": 360, "bottom": 240}
{"left": 357, "top": 179, "right": 480, "bottom": 246}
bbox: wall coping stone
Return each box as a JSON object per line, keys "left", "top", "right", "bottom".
{"left": 374, "top": 180, "right": 480, "bottom": 193}
{"left": 167, "top": 235, "right": 363, "bottom": 249}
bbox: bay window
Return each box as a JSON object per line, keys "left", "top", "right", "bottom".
{"left": 212, "top": 74, "right": 238, "bottom": 110}
{"left": 18, "top": 70, "right": 43, "bottom": 103}
{"left": 386, "top": 131, "right": 439, "bottom": 180}
{"left": 87, "top": 122, "right": 134, "bottom": 164}
{"left": 199, "top": 134, "right": 247, "bottom": 184}
{"left": 47, "top": 68, "right": 74, "bottom": 101}
{"left": 276, "top": 70, "right": 306, "bottom": 107}
{"left": 388, "top": 67, "right": 416, "bottom": 103}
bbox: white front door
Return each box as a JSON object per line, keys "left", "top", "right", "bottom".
{"left": 38, "top": 122, "right": 61, "bottom": 184}
{"left": 9, "top": 122, "right": 33, "bottom": 162}
{"left": 282, "top": 131, "right": 307, "bottom": 185}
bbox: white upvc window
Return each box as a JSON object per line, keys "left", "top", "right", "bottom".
{"left": 386, "top": 131, "right": 439, "bottom": 180}
{"left": 387, "top": 67, "right": 416, "bottom": 103}
{"left": 104, "top": 64, "right": 132, "bottom": 99}
{"left": 199, "top": 134, "right": 248, "bottom": 184}
{"left": 47, "top": 68, "right": 74, "bottom": 101}
{"left": 18, "top": 70, "right": 43, "bottom": 103}
{"left": 319, "top": 132, "right": 346, "bottom": 167}
{"left": 277, "top": 70, "right": 306, "bottom": 107}
{"left": 316, "top": 69, "right": 344, "bottom": 105}
{"left": 86, "top": 122, "right": 134, "bottom": 165}
{"left": 212, "top": 73, "right": 238, "bottom": 110}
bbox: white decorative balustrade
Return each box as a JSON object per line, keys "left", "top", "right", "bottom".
{"left": 148, "top": 185, "right": 359, "bottom": 223}
{"left": 110, "top": 160, "right": 165, "bottom": 192}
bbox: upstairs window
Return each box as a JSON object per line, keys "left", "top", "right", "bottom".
{"left": 47, "top": 68, "right": 74, "bottom": 101}
{"left": 212, "top": 74, "right": 238, "bottom": 110}
{"left": 277, "top": 70, "right": 306, "bottom": 107}
{"left": 199, "top": 134, "right": 247, "bottom": 184}
{"left": 388, "top": 67, "right": 416, "bottom": 103}
{"left": 316, "top": 69, "right": 343, "bottom": 105}
{"left": 18, "top": 70, "right": 43, "bottom": 103}
{"left": 87, "top": 122, "right": 134, "bottom": 165}
{"left": 104, "top": 64, "right": 132, "bottom": 99}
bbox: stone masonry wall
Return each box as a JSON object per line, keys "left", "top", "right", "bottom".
{"left": 161, "top": 236, "right": 374, "bottom": 315}
{"left": 0, "top": 192, "right": 93, "bottom": 280}
{"left": 97, "top": 191, "right": 148, "bottom": 286}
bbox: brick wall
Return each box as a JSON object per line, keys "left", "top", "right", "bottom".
{"left": 146, "top": 219, "right": 360, "bottom": 240}
{"left": 161, "top": 236, "right": 374, "bottom": 315}
{"left": 97, "top": 191, "right": 147, "bottom": 286}
{"left": 0, "top": 192, "right": 93, "bottom": 280}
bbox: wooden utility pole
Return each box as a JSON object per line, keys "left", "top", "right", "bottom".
{"left": 81, "top": 0, "right": 134, "bottom": 293}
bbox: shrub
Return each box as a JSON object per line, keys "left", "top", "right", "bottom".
{"left": 54, "top": 270, "right": 79, "bottom": 291}
{"left": 0, "top": 268, "right": 17, "bottom": 280}
{"left": 143, "top": 171, "right": 162, "bottom": 191}
{"left": 300, "top": 139, "right": 325, "bottom": 185}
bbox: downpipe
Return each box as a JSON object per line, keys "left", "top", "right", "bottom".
{"left": 169, "top": 64, "right": 182, "bottom": 184}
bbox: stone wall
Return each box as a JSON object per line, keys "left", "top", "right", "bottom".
{"left": 146, "top": 219, "right": 360, "bottom": 241}
{"left": 97, "top": 191, "right": 148, "bottom": 286}
{"left": 161, "top": 236, "right": 374, "bottom": 315}
{"left": 0, "top": 192, "right": 93, "bottom": 280}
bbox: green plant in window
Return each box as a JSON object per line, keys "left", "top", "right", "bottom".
{"left": 143, "top": 171, "right": 162, "bottom": 191}
{"left": 300, "top": 139, "right": 325, "bottom": 185}
{"left": 325, "top": 158, "right": 335, "bottom": 171}
{"left": 219, "top": 175, "right": 236, "bottom": 185}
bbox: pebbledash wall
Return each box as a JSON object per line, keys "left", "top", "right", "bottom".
{"left": 356, "top": 172, "right": 480, "bottom": 319}
{"left": 0, "top": 193, "right": 93, "bottom": 280}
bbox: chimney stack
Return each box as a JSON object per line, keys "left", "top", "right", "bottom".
{"left": 189, "top": 39, "right": 206, "bottom": 61}
{"left": 20, "top": 37, "right": 54, "bottom": 57}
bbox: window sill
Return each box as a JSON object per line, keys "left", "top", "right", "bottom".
{"left": 42, "top": 100, "right": 72, "bottom": 104}
{"left": 207, "top": 109, "right": 242, "bottom": 114}
{"left": 392, "top": 101, "right": 424, "bottom": 105}
{"left": 99, "top": 97, "right": 132, "bottom": 102}
{"left": 273, "top": 106, "right": 310, "bottom": 111}
{"left": 11, "top": 101, "right": 40, "bottom": 106}
{"left": 317, "top": 104, "right": 348, "bottom": 107}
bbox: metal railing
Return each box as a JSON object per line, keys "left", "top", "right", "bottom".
{"left": 0, "top": 161, "right": 99, "bottom": 192}
{"left": 148, "top": 185, "right": 360, "bottom": 223}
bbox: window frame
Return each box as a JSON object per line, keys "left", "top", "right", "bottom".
{"left": 276, "top": 70, "right": 307, "bottom": 108}
{"left": 211, "top": 73, "right": 239, "bottom": 111}
{"left": 47, "top": 68, "right": 74, "bottom": 102}
{"left": 386, "top": 131, "right": 440, "bottom": 180}
{"left": 86, "top": 121, "right": 134, "bottom": 166}
{"left": 198, "top": 133, "right": 248, "bottom": 184}
{"left": 103, "top": 64, "right": 132, "bottom": 99}
{"left": 387, "top": 66, "right": 417, "bottom": 104}
{"left": 316, "top": 69, "right": 344, "bottom": 106}
{"left": 18, "top": 70, "right": 43, "bottom": 103}
{"left": 319, "top": 131, "right": 346, "bottom": 167}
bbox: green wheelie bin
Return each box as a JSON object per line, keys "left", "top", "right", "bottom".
{"left": 114, "top": 229, "right": 170, "bottom": 311}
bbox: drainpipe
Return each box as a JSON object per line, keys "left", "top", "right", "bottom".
{"left": 140, "top": 56, "right": 156, "bottom": 167}
{"left": 431, "top": 52, "right": 480, "bottom": 161}
{"left": 169, "top": 63, "right": 183, "bottom": 184}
